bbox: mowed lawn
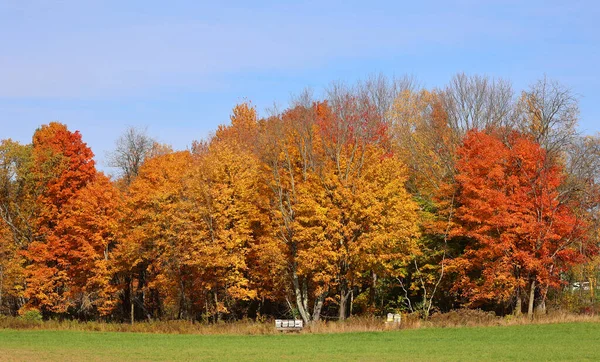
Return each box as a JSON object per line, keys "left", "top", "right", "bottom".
{"left": 1, "top": 322, "right": 599, "bottom": 361}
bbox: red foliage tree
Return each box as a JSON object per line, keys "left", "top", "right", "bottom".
{"left": 450, "top": 130, "right": 592, "bottom": 316}
{"left": 24, "top": 122, "right": 100, "bottom": 314}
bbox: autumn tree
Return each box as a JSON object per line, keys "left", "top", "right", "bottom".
{"left": 208, "top": 104, "right": 284, "bottom": 313}
{"left": 259, "top": 100, "right": 326, "bottom": 323}
{"left": 319, "top": 90, "right": 420, "bottom": 319}
{"left": 0, "top": 140, "right": 35, "bottom": 247}
{"left": 115, "top": 150, "right": 192, "bottom": 320}
{"left": 29, "top": 174, "right": 123, "bottom": 317}
{"left": 0, "top": 140, "right": 33, "bottom": 314}
{"left": 214, "top": 102, "right": 261, "bottom": 151}
{"left": 391, "top": 89, "right": 456, "bottom": 195}
{"left": 118, "top": 121, "right": 272, "bottom": 321}
{"left": 186, "top": 139, "right": 272, "bottom": 320}
{"left": 450, "top": 130, "right": 593, "bottom": 316}
{"left": 24, "top": 122, "right": 99, "bottom": 314}
{"left": 0, "top": 220, "right": 23, "bottom": 314}
{"left": 389, "top": 89, "right": 458, "bottom": 317}
{"left": 261, "top": 93, "right": 420, "bottom": 322}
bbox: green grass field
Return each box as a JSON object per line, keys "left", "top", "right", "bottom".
{"left": 1, "top": 322, "right": 599, "bottom": 361}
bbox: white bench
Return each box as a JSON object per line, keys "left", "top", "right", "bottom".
{"left": 275, "top": 319, "right": 303, "bottom": 331}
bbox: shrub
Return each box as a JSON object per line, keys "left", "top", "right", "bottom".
{"left": 20, "top": 309, "right": 43, "bottom": 323}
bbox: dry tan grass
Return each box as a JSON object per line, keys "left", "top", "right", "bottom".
{"left": 1, "top": 310, "right": 598, "bottom": 335}
{"left": 302, "top": 310, "right": 600, "bottom": 333}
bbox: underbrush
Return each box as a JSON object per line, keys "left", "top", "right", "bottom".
{"left": 1, "top": 310, "right": 598, "bottom": 335}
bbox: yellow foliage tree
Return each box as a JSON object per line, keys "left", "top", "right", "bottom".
{"left": 262, "top": 99, "right": 420, "bottom": 322}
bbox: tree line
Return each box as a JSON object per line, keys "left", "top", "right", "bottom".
{"left": 1, "top": 74, "right": 599, "bottom": 323}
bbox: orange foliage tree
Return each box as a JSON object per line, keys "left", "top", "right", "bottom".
{"left": 53, "top": 174, "right": 123, "bottom": 316}
{"left": 450, "top": 130, "right": 592, "bottom": 316}
{"left": 24, "top": 122, "right": 120, "bottom": 316}
{"left": 116, "top": 151, "right": 194, "bottom": 320}
{"left": 117, "top": 129, "right": 272, "bottom": 321}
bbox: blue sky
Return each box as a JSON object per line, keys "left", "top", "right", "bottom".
{"left": 1, "top": 0, "right": 599, "bottom": 171}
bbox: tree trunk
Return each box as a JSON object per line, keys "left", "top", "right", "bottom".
{"left": 292, "top": 268, "right": 310, "bottom": 324}
{"left": 177, "top": 282, "right": 185, "bottom": 320}
{"left": 536, "top": 285, "right": 547, "bottom": 315}
{"left": 302, "top": 279, "right": 309, "bottom": 315}
{"left": 130, "top": 275, "right": 135, "bottom": 325}
{"left": 130, "top": 300, "right": 135, "bottom": 324}
{"left": 205, "top": 293, "right": 210, "bottom": 323}
{"left": 514, "top": 288, "right": 522, "bottom": 316}
{"left": 0, "top": 266, "right": 4, "bottom": 313}
{"left": 339, "top": 295, "right": 347, "bottom": 321}
{"left": 527, "top": 279, "right": 536, "bottom": 319}
{"left": 536, "top": 299, "right": 546, "bottom": 315}
{"left": 339, "top": 284, "right": 351, "bottom": 321}
{"left": 259, "top": 297, "right": 265, "bottom": 318}
{"left": 141, "top": 279, "right": 146, "bottom": 314}
{"left": 312, "top": 292, "right": 326, "bottom": 322}
{"left": 214, "top": 292, "right": 220, "bottom": 322}
{"left": 349, "top": 289, "right": 354, "bottom": 318}
{"left": 369, "top": 271, "right": 377, "bottom": 308}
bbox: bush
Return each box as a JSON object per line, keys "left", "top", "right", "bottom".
{"left": 20, "top": 309, "right": 43, "bottom": 322}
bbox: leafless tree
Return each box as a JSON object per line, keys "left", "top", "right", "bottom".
{"left": 517, "top": 76, "right": 579, "bottom": 155}
{"left": 106, "top": 126, "right": 156, "bottom": 185}
{"left": 357, "top": 73, "right": 418, "bottom": 124}
{"left": 442, "top": 73, "right": 515, "bottom": 134}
